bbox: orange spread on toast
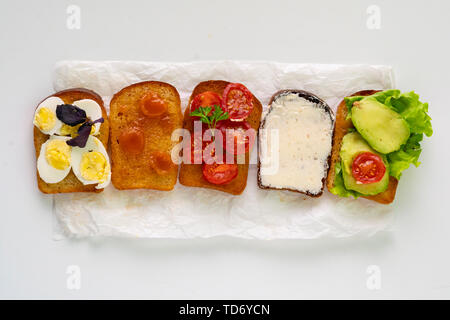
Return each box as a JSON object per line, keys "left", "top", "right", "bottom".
{"left": 140, "top": 92, "right": 167, "bottom": 117}
{"left": 150, "top": 151, "right": 173, "bottom": 175}
{"left": 119, "top": 128, "right": 145, "bottom": 154}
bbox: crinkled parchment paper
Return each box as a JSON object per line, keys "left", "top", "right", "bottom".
{"left": 52, "top": 60, "right": 395, "bottom": 239}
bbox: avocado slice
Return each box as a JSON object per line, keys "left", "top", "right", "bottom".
{"left": 340, "top": 132, "right": 389, "bottom": 195}
{"left": 351, "top": 98, "right": 410, "bottom": 154}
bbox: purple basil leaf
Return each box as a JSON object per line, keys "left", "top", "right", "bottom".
{"left": 65, "top": 117, "right": 104, "bottom": 148}
{"left": 66, "top": 123, "right": 92, "bottom": 148}
{"left": 91, "top": 117, "right": 104, "bottom": 125}
{"left": 56, "top": 104, "right": 87, "bottom": 126}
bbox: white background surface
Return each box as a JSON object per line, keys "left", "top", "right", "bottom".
{"left": 0, "top": 0, "right": 449, "bottom": 299}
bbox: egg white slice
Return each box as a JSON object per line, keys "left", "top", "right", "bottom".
{"left": 71, "top": 136, "right": 111, "bottom": 189}
{"left": 33, "top": 96, "right": 64, "bottom": 135}
{"left": 72, "top": 99, "right": 103, "bottom": 135}
{"left": 37, "top": 136, "right": 72, "bottom": 183}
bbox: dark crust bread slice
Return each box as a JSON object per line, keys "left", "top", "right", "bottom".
{"left": 109, "top": 81, "right": 183, "bottom": 191}
{"left": 326, "top": 90, "right": 398, "bottom": 204}
{"left": 34, "top": 88, "right": 109, "bottom": 194}
{"left": 257, "top": 90, "right": 334, "bottom": 197}
{"left": 178, "top": 80, "right": 263, "bottom": 195}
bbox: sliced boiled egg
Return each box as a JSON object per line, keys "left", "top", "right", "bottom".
{"left": 71, "top": 136, "right": 111, "bottom": 189}
{"left": 71, "top": 99, "right": 103, "bottom": 135}
{"left": 60, "top": 122, "right": 95, "bottom": 137}
{"left": 33, "top": 97, "right": 64, "bottom": 135}
{"left": 37, "top": 136, "right": 72, "bottom": 183}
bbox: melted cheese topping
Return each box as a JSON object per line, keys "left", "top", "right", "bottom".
{"left": 259, "top": 93, "right": 333, "bottom": 195}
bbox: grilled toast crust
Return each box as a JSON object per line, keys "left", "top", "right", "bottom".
{"left": 34, "top": 88, "right": 109, "bottom": 194}
{"left": 326, "top": 90, "right": 398, "bottom": 204}
{"left": 257, "top": 90, "right": 334, "bottom": 197}
{"left": 109, "top": 81, "right": 182, "bottom": 191}
{"left": 178, "top": 80, "right": 263, "bottom": 195}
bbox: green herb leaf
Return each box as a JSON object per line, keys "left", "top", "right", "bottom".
{"left": 190, "top": 105, "right": 229, "bottom": 133}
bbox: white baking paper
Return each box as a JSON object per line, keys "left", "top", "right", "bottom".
{"left": 52, "top": 60, "right": 395, "bottom": 239}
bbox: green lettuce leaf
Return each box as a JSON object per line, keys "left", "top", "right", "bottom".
{"left": 329, "top": 162, "right": 361, "bottom": 198}
{"left": 334, "top": 90, "right": 432, "bottom": 195}
{"left": 388, "top": 133, "right": 423, "bottom": 179}
{"left": 374, "top": 91, "right": 432, "bottom": 137}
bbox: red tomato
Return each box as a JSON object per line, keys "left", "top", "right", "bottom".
{"left": 184, "top": 131, "right": 223, "bottom": 164}
{"left": 352, "top": 152, "right": 386, "bottom": 184}
{"left": 185, "top": 133, "right": 206, "bottom": 164}
{"left": 202, "top": 139, "right": 227, "bottom": 164}
{"left": 190, "top": 91, "right": 223, "bottom": 114}
{"left": 216, "top": 120, "right": 254, "bottom": 155}
{"left": 222, "top": 83, "right": 254, "bottom": 121}
{"left": 202, "top": 163, "right": 238, "bottom": 185}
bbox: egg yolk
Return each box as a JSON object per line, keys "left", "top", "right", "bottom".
{"left": 45, "top": 139, "right": 71, "bottom": 170}
{"left": 60, "top": 123, "right": 81, "bottom": 137}
{"left": 35, "top": 107, "right": 56, "bottom": 131}
{"left": 60, "top": 123, "right": 96, "bottom": 137}
{"left": 80, "top": 151, "right": 109, "bottom": 182}
{"left": 140, "top": 92, "right": 167, "bottom": 117}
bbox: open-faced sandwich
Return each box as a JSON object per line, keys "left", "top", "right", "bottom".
{"left": 33, "top": 88, "right": 111, "bottom": 193}
{"left": 109, "top": 81, "right": 183, "bottom": 191}
{"left": 326, "top": 90, "right": 433, "bottom": 204}
{"left": 258, "top": 90, "right": 334, "bottom": 197}
{"left": 179, "top": 81, "right": 262, "bottom": 195}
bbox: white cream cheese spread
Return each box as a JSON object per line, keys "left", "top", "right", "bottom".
{"left": 259, "top": 93, "right": 333, "bottom": 195}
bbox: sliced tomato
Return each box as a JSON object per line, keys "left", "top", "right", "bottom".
{"left": 216, "top": 120, "right": 255, "bottom": 155}
{"left": 352, "top": 152, "right": 386, "bottom": 184}
{"left": 202, "top": 139, "right": 227, "bottom": 164}
{"left": 190, "top": 91, "right": 223, "bottom": 114}
{"left": 184, "top": 131, "right": 222, "bottom": 164}
{"left": 222, "top": 83, "right": 254, "bottom": 121}
{"left": 202, "top": 163, "right": 238, "bottom": 185}
{"left": 185, "top": 133, "right": 206, "bottom": 164}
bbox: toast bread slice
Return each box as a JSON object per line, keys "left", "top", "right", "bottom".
{"left": 326, "top": 90, "right": 398, "bottom": 204}
{"left": 257, "top": 90, "right": 334, "bottom": 197}
{"left": 34, "top": 88, "right": 109, "bottom": 194}
{"left": 109, "top": 81, "right": 182, "bottom": 191}
{"left": 178, "top": 80, "right": 263, "bottom": 195}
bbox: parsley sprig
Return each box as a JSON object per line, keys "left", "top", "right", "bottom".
{"left": 190, "top": 105, "right": 229, "bottom": 134}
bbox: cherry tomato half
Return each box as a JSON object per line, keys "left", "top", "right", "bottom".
{"left": 222, "top": 83, "right": 254, "bottom": 121}
{"left": 202, "top": 163, "right": 238, "bottom": 185}
{"left": 184, "top": 128, "right": 225, "bottom": 164}
{"left": 351, "top": 152, "right": 386, "bottom": 184}
{"left": 190, "top": 91, "right": 223, "bottom": 114}
{"left": 216, "top": 120, "right": 254, "bottom": 155}
{"left": 202, "top": 139, "right": 228, "bottom": 164}
{"left": 186, "top": 133, "right": 206, "bottom": 164}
